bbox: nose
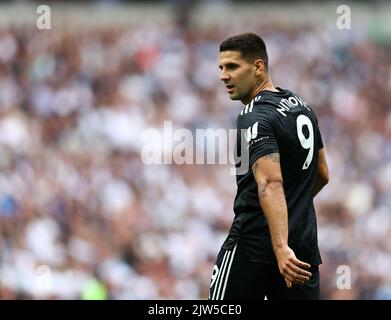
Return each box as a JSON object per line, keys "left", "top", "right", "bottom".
{"left": 220, "top": 70, "right": 230, "bottom": 81}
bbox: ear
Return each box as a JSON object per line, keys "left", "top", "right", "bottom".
{"left": 254, "top": 59, "right": 264, "bottom": 76}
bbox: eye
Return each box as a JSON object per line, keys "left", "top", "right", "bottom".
{"left": 226, "top": 64, "right": 238, "bottom": 70}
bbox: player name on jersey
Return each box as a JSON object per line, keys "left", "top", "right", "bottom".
{"left": 276, "top": 95, "right": 311, "bottom": 117}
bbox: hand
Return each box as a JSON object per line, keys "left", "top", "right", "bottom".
{"left": 274, "top": 246, "right": 312, "bottom": 288}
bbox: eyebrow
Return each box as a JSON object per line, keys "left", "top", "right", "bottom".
{"left": 219, "top": 62, "right": 239, "bottom": 69}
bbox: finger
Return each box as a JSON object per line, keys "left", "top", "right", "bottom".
{"left": 292, "top": 277, "right": 307, "bottom": 285}
{"left": 282, "top": 268, "right": 300, "bottom": 283}
{"left": 290, "top": 264, "right": 312, "bottom": 278}
{"left": 292, "top": 280, "right": 304, "bottom": 285}
{"left": 292, "top": 273, "right": 310, "bottom": 282}
{"left": 285, "top": 278, "right": 292, "bottom": 288}
{"left": 282, "top": 264, "right": 311, "bottom": 282}
{"left": 295, "top": 259, "right": 311, "bottom": 269}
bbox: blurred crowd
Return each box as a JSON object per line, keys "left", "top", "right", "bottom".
{"left": 0, "top": 5, "right": 391, "bottom": 300}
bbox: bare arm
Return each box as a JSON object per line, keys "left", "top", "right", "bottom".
{"left": 252, "top": 153, "right": 312, "bottom": 288}
{"left": 312, "top": 148, "right": 329, "bottom": 197}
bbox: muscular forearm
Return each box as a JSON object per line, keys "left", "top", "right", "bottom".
{"left": 252, "top": 154, "right": 312, "bottom": 287}
{"left": 257, "top": 179, "right": 288, "bottom": 251}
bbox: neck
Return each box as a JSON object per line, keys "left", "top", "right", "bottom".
{"left": 242, "top": 78, "right": 278, "bottom": 104}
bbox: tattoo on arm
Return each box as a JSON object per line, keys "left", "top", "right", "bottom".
{"left": 252, "top": 153, "right": 280, "bottom": 198}
{"left": 264, "top": 153, "right": 280, "bottom": 163}
{"left": 252, "top": 153, "right": 280, "bottom": 176}
{"left": 258, "top": 181, "right": 268, "bottom": 198}
{"left": 252, "top": 161, "right": 259, "bottom": 177}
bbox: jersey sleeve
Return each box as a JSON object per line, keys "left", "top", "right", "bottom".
{"left": 244, "top": 110, "right": 280, "bottom": 168}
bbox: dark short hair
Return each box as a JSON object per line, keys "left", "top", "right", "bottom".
{"left": 220, "top": 33, "right": 269, "bottom": 69}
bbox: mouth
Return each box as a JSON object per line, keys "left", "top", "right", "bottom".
{"left": 225, "top": 84, "right": 235, "bottom": 93}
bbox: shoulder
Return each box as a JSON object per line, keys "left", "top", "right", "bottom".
{"left": 237, "top": 96, "right": 277, "bottom": 128}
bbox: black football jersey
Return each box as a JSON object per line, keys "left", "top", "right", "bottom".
{"left": 224, "top": 87, "right": 323, "bottom": 265}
